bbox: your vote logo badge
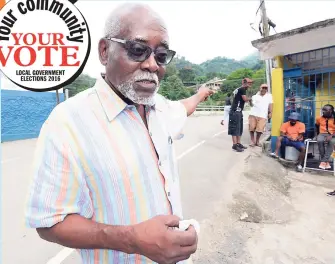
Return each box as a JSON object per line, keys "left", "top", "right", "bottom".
{"left": 0, "top": 0, "right": 91, "bottom": 91}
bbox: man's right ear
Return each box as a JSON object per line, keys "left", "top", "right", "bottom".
{"left": 98, "top": 38, "right": 109, "bottom": 66}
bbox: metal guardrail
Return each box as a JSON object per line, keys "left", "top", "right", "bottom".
{"left": 195, "top": 105, "right": 225, "bottom": 111}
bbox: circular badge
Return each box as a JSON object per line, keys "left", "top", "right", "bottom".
{"left": 0, "top": 0, "right": 91, "bottom": 92}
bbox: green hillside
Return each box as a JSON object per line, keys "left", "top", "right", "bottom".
{"left": 173, "top": 51, "right": 264, "bottom": 76}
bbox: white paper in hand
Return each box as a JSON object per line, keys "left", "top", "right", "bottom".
{"left": 178, "top": 219, "right": 200, "bottom": 234}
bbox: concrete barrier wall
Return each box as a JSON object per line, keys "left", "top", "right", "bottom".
{"left": 192, "top": 111, "right": 224, "bottom": 117}
{"left": 1, "top": 90, "right": 64, "bottom": 142}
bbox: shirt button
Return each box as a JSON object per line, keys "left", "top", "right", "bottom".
{"left": 168, "top": 192, "right": 171, "bottom": 196}
{"left": 158, "top": 161, "right": 162, "bottom": 166}
{"left": 149, "top": 132, "right": 152, "bottom": 136}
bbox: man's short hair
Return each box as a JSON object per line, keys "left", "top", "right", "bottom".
{"left": 242, "top": 78, "right": 253, "bottom": 84}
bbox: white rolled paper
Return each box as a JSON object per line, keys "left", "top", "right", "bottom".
{"left": 178, "top": 219, "right": 200, "bottom": 235}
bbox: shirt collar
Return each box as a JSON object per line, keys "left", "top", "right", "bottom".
{"left": 95, "top": 74, "right": 157, "bottom": 122}
{"left": 95, "top": 75, "right": 128, "bottom": 122}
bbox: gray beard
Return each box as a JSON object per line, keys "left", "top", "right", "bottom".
{"left": 116, "top": 72, "right": 159, "bottom": 106}
{"left": 117, "top": 82, "right": 159, "bottom": 106}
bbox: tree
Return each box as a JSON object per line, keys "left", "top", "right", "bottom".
{"left": 205, "top": 72, "right": 218, "bottom": 81}
{"left": 178, "top": 67, "right": 196, "bottom": 83}
{"left": 159, "top": 74, "right": 191, "bottom": 100}
{"left": 227, "top": 68, "right": 253, "bottom": 80}
{"left": 195, "top": 75, "right": 207, "bottom": 84}
{"left": 163, "top": 61, "right": 179, "bottom": 81}
{"left": 250, "top": 68, "right": 267, "bottom": 95}
{"left": 65, "top": 74, "right": 96, "bottom": 97}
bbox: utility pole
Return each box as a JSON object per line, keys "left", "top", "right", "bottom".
{"left": 260, "top": 0, "right": 272, "bottom": 93}
{"left": 56, "top": 89, "right": 60, "bottom": 104}
{"left": 260, "top": 0, "right": 269, "bottom": 38}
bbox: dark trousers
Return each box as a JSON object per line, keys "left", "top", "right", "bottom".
{"left": 228, "top": 111, "right": 243, "bottom": 136}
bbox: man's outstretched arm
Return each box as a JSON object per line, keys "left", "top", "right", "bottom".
{"left": 180, "top": 86, "right": 214, "bottom": 116}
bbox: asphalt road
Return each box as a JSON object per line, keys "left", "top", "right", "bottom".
{"left": 1, "top": 114, "right": 251, "bottom": 264}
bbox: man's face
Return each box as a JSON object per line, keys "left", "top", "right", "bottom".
{"left": 246, "top": 81, "right": 253, "bottom": 89}
{"left": 260, "top": 85, "right": 268, "bottom": 95}
{"left": 289, "top": 119, "right": 297, "bottom": 126}
{"left": 243, "top": 78, "right": 253, "bottom": 89}
{"left": 100, "top": 12, "right": 170, "bottom": 105}
{"left": 322, "top": 106, "right": 333, "bottom": 118}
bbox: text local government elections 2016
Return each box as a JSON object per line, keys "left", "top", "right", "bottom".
{"left": 16, "top": 70, "right": 66, "bottom": 75}
{"left": 0, "top": 0, "right": 87, "bottom": 43}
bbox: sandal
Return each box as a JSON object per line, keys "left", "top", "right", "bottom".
{"left": 249, "top": 143, "right": 255, "bottom": 147}
{"left": 270, "top": 152, "right": 279, "bottom": 159}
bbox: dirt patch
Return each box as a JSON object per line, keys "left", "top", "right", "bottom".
{"left": 229, "top": 193, "right": 271, "bottom": 223}
{"left": 229, "top": 152, "right": 293, "bottom": 225}
{"left": 244, "top": 152, "right": 291, "bottom": 196}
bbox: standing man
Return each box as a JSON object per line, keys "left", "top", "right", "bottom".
{"left": 248, "top": 84, "right": 273, "bottom": 147}
{"left": 316, "top": 104, "right": 335, "bottom": 170}
{"left": 25, "top": 3, "right": 213, "bottom": 264}
{"left": 228, "top": 78, "right": 253, "bottom": 152}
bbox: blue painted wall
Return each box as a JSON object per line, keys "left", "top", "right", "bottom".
{"left": 1, "top": 90, "right": 64, "bottom": 142}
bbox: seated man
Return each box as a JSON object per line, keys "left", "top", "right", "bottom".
{"left": 316, "top": 104, "right": 335, "bottom": 170}
{"left": 270, "top": 112, "right": 306, "bottom": 172}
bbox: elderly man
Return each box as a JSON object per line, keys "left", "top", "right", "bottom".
{"left": 270, "top": 112, "right": 306, "bottom": 172}
{"left": 228, "top": 78, "right": 253, "bottom": 152}
{"left": 248, "top": 84, "right": 273, "bottom": 147}
{"left": 25, "top": 4, "right": 213, "bottom": 264}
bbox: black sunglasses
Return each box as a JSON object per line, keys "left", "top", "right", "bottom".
{"left": 261, "top": 86, "right": 268, "bottom": 90}
{"left": 105, "top": 37, "right": 176, "bottom": 66}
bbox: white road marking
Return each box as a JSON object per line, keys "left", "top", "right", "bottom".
{"left": 46, "top": 248, "right": 75, "bottom": 264}
{"left": 46, "top": 123, "right": 249, "bottom": 263}
{"left": 212, "top": 130, "right": 227, "bottom": 138}
{"left": 177, "top": 140, "right": 206, "bottom": 160}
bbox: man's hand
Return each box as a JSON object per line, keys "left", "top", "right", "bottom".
{"left": 197, "top": 85, "right": 214, "bottom": 102}
{"left": 268, "top": 112, "right": 272, "bottom": 119}
{"left": 180, "top": 85, "right": 215, "bottom": 116}
{"left": 132, "top": 215, "right": 198, "bottom": 264}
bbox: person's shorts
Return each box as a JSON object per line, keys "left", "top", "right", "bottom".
{"left": 249, "top": 115, "right": 267, "bottom": 133}
{"left": 228, "top": 111, "right": 243, "bottom": 136}
{"left": 282, "top": 137, "right": 305, "bottom": 150}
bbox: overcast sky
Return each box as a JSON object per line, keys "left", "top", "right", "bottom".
{"left": 76, "top": 0, "right": 335, "bottom": 78}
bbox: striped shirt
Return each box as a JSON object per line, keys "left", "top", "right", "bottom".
{"left": 25, "top": 76, "right": 191, "bottom": 263}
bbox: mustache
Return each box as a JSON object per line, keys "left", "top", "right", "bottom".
{"left": 133, "top": 72, "right": 159, "bottom": 85}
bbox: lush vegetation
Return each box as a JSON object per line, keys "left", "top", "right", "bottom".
{"left": 65, "top": 73, "right": 96, "bottom": 98}
{"left": 65, "top": 52, "right": 267, "bottom": 106}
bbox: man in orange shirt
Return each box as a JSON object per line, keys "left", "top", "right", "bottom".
{"left": 316, "top": 104, "right": 335, "bottom": 170}
{"left": 270, "top": 112, "right": 306, "bottom": 172}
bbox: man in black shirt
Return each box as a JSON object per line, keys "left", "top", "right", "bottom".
{"left": 228, "top": 78, "right": 253, "bottom": 152}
